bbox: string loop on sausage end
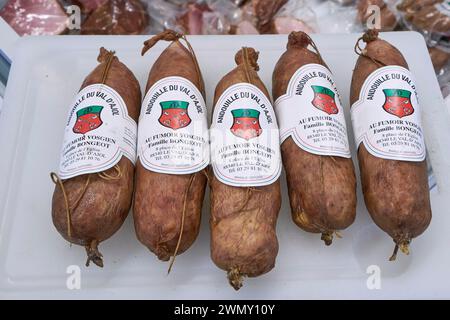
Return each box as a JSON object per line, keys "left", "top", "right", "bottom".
{"left": 354, "top": 29, "right": 386, "bottom": 67}
{"left": 362, "top": 29, "right": 379, "bottom": 43}
{"left": 141, "top": 30, "right": 205, "bottom": 95}
{"left": 287, "top": 31, "right": 328, "bottom": 68}
{"left": 287, "top": 31, "right": 311, "bottom": 49}
{"left": 354, "top": 29, "right": 378, "bottom": 56}
{"left": 141, "top": 29, "right": 183, "bottom": 56}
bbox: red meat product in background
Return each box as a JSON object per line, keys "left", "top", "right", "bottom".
{"left": 0, "top": 0, "right": 69, "bottom": 36}
{"left": 397, "top": 0, "right": 441, "bottom": 15}
{"left": 252, "top": 0, "right": 288, "bottom": 33}
{"left": 81, "top": 0, "right": 149, "bottom": 35}
{"left": 235, "top": 20, "right": 259, "bottom": 34}
{"left": 73, "top": 0, "right": 108, "bottom": 14}
{"left": 271, "top": 16, "right": 315, "bottom": 34}
{"left": 177, "top": 2, "right": 212, "bottom": 35}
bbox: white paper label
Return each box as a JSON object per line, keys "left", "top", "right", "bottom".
{"left": 137, "top": 76, "right": 209, "bottom": 174}
{"left": 59, "top": 84, "right": 137, "bottom": 179}
{"left": 274, "top": 64, "right": 351, "bottom": 158}
{"left": 351, "top": 66, "right": 426, "bottom": 162}
{"left": 210, "top": 83, "right": 282, "bottom": 187}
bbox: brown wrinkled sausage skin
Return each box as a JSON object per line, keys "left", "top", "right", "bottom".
{"left": 350, "top": 33, "right": 432, "bottom": 249}
{"left": 210, "top": 48, "right": 282, "bottom": 290}
{"left": 52, "top": 48, "right": 141, "bottom": 252}
{"left": 272, "top": 32, "right": 356, "bottom": 243}
{"left": 133, "top": 41, "right": 207, "bottom": 261}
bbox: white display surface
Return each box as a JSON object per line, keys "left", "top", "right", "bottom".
{"left": 0, "top": 32, "right": 449, "bottom": 299}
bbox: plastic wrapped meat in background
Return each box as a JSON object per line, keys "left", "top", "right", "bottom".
{"left": 397, "top": 0, "right": 441, "bottom": 14}
{"left": 397, "top": 1, "right": 449, "bottom": 33}
{"left": 234, "top": 20, "right": 259, "bottom": 34}
{"left": 313, "top": 0, "right": 362, "bottom": 33}
{"left": 73, "top": 0, "right": 108, "bottom": 14}
{"left": 331, "top": 0, "right": 355, "bottom": 5}
{"left": 177, "top": 2, "right": 212, "bottom": 35}
{"left": 145, "top": 0, "right": 183, "bottom": 34}
{"left": 234, "top": 0, "right": 287, "bottom": 34}
{"left": 409, "top": 2, "right": 450, "bottom": 33}
{"left": 175, "top": 0, "right": 242, "bottom": 35}
{"left": 81, "top": 0, "right": 149, "bottom": 35}
{"left": 429, "top": 46, "right": 450, "bottom": 72}
{"left": 251, "top": 0, "right": 288, "bottom": 33}
{"left": 0, "top": 0, "right": 448, "bottom": 91}
{"left": 270, "top": 0, "right": 317, "bottom": 34}
{"left": 397, "top": 0, "right": 450, "bottom": 54}
{"left": 203, "top": 0, "right": 242, "bottom": 34}
{"left": 0, "top": 0, "right": 69, "bottom": 36}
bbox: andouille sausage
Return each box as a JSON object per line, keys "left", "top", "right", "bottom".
{"left": 52, "top": 48, "right": 141, "bottom": 267}
{"left": 272, "top": 31, "right": 357, "bottom": 245}
{"left": 133, "top": 31, "right": 207, "bottom": 268}
{"left": 209, "top": 47, "right": 282, "bottom": 290}
{"left": 350, "top": 30, "right": 432, "bottom": 259}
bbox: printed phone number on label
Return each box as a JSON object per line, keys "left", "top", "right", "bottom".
{"left": 150, "top": 146, "right": 199, "bottom": 161}
{"left": 62, "top": 148, "right": 107, "bottom": 166}
{"left": 375, "top": 132, "right": 423, "bottom": 151}
{"left": 307, "top": 129, "right": 346, "bottom": 143}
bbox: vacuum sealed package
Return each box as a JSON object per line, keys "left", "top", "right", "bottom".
{"left": 81, "top": 0, "right": 149, "bottom": 35}
{"left": 313, "top": 0, "right": 362, "bottom": 33}
{"left": 0, "top": 0, "right": 69, "bottom": 36}
{"left": 74, "top": 0, "right": 108, "bottom": 14}
{"left": 270, "top": 0, "right": 318, "bottom": 34}
{"left": 429, "top": 46, "right": 450, "bottom": 73}
{"left": 231, "top": 0, "right": 290, "bottom": 34}
{"left": 145, "top": 0, "right": 183, "bottom": 34}
{"left": 331, "top": 0, "right": 356, "bottom": 5}
{"left": 398, "top": 0, "right": 450, "bottom": 52}
{"left": 174, "top": 0, "right": 243, "bottom": 35}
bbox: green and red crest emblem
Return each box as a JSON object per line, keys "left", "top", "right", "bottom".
{"left": 159, "top": 100, "right": 191, "bottom": 130}
{"left": 311, "top": 85, "right": 339, "bottom": 115}
{"left": 382, "top": 89, "right": 414, "bottom": 118}
{"left": 230, "top": 108, "right": 262, "bottom": 141}
{"left": 73, "top": 105, "right": 103, "bottom": 134}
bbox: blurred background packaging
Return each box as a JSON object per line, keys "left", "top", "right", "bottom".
{"left": 0, "top": 0, "right": 449, "bottom": 101}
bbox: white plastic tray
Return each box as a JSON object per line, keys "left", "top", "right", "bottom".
{"left": 1, "top": 33, "right": 450, "bottom": 299}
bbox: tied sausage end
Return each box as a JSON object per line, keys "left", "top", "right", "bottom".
{"left": 85, "top": 239, "right": 104, "bottom": 268}
{"left": 142, "top": 29, "right": 184, "bottom": 56}
{"left": 235, "top": 47, "right": 260, "bottom": 71}
{"left": 389, "top": 238, "right": 411, "bottom": 261}
{"left": 287, "top": 31, "right": 311, "bottom": 49}
{"left": 227, "top": 267, "right": 244, "bottom": 291}
{"left": 321, "top": 232, "right": 334, "bottom": 246}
